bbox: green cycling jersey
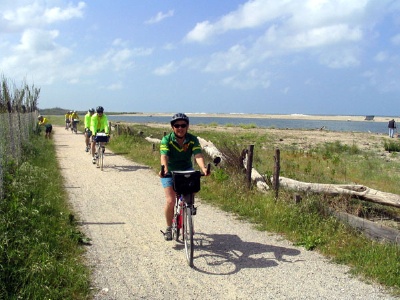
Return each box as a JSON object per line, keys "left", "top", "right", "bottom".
{"left": 160, "top": 132, "right": 202, "bottom": 172}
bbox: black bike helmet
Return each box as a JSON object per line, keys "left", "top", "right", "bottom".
{"left": 96, "top": 106, "right": 104, "bottom": 113}
{"left": 170, "top": 113, "right": 189, "bottom": 125}
{"left": 89, "top": 108, "right": 95, "bottom": 113}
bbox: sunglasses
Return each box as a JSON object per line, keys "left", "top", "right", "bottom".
{"left": 173, "top": 123, "right": 187, "bottom": 128}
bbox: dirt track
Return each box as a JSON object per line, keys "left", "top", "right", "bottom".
{"left": 53, "top": 126, "right": 395, "bottom": 299}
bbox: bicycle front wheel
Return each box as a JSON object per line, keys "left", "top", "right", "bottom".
{"left": 96, "top": 144, "right": 101, "bottom": 168}
{"left": 100, "top": 146, "right": 104, "bottom": 171}
{"left": 183, "top": 206, "right": 194, "bottom": 267}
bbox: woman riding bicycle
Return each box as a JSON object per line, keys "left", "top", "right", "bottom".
{"left": 90, "top": 106, "right": 109, "bottom": 164}
{"left": 159, "top": 113, "right": 209, "bottom": 241}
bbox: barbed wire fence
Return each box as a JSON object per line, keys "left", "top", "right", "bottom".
{"left": 0, "top": 75, "right": 40, "bottom": 199}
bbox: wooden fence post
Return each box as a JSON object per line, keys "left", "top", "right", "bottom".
{"left": 246, "top": 145, "right": 254, "bottom": 189}
{"left": 273, "top": 148, "right": 280, "bottom": 199}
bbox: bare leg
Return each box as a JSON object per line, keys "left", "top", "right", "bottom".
{"left": 164, "top": 187, "right": 175, "bottom": 227}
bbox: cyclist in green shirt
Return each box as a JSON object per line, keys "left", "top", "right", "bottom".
{"left": 84, "top": 108, "right": 95, "bottom": 152}
{"left": 90, "top": 106, "right": 109, "bottom": 164}
{"left": 159, "top": 113, "right": 208, "bottom": 241}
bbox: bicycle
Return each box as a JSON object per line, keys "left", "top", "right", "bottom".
{"left": 71, "top": 119, "right": 79, "bottom": 134}
{"left": 94, "top": 133, "right": 109, "bottom": 171}
{"left": 161, "top": 164, "right": 210, "bottom": 267}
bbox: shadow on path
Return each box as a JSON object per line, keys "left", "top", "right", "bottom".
{"left": 192, "top": 233, "right": 302, "bottom": 275}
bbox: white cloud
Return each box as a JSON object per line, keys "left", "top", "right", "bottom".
{"left": 284, "top": 25, "right": 362, "bottom": 50}
{"left": 1, "top": 1, "right": 85, "bottom": 31}
{"left": 145, "top": 10, "right": 174, "bottom": 24}
{"left": 44, "top": 2, "right": 85, "bottom": 23}
{"left": 0, "top": 28, "right": 72, "bottom": 84}
{"left": 153, "top": 61, "right": 177, "bottom": 76}
{"left": 185, "top": 0, "right": 289, "bottom": 42}
{"left": 204, "top": 44, "right": 250, "bottom": 73}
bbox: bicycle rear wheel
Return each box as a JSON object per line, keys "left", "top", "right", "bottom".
{"left": 183, "top": 206, "right": 194, "bottom": 267}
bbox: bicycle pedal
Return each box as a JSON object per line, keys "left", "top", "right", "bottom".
{"left": 191, "top": 207, "right": 197, "bottom": 215}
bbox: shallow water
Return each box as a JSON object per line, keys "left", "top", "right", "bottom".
{"left": 108, "top": 115, "right": 388, "bottom": 134}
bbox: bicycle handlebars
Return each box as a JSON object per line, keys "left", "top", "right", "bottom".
{"left": 161, "top": 163, "right": 211, "bottom": 177}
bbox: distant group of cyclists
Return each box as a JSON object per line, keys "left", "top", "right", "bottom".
{"left": 37, "top": 106, "right": 110, "bottom": 164}
{"left": 64, "top": 110, "right": 80, "bottom": 132}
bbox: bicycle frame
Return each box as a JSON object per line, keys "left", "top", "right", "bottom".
{"left": 94, "top": 133, "right": 108, "bottom": 171}
{"left": 96, "top": 142, "right": 106, "bottom": 170}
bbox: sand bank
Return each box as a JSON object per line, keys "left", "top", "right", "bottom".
{"left": 115, "top": 112, "right": 398, "bottom": 123}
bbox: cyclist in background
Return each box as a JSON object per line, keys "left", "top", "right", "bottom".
{"left": 90, "top": 106, "right": 109, "bottom": 164}
{"left": 38, "top": 115, "right": 53, "bottom": 139}
{"left": 84, "top": 108, "right": 95, "bottom": 152}
{"left": 70, "top": 110, "right": 79, "bottom": 131}
{"left": 65, "top": 111, "right": 71, "bottom": 130}
{"left": 159, "top": 113, "right": 209, "bottom": 241}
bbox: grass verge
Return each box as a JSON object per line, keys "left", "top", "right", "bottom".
{"left": 0, "top": 133, "right": 90, "bottom": 299}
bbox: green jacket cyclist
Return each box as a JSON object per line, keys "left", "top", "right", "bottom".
{"left": 84, "top": 108, "right": 95, "bottom": 152}
{"left": 90, "top": 106, "right": 109, "bottom": 164}
{"left": 159, "top": 113, "right": 208, "bottom": 241}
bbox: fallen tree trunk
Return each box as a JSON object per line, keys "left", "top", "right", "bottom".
{"left": 278, "top": 177, "right": 400, "bottom": 208}
{"left": 145, "top": 137, "right": 161, "bottom": 144}
{"left": 330, "top": 209, "right": 400, "bottom": 245}
{"left": 197, "top": 137, "right": 224, "bottom": 162}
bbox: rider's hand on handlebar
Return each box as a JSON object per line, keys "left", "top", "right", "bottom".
{"left": 159, "top": 165, "right": 167, "bottom": 177}
{"left": 202, "top": 165, "right": 210, "bottom": 176}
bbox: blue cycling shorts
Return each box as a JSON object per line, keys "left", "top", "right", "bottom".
{"left": 161, "top": 176, "right": 174, "bottom": 188}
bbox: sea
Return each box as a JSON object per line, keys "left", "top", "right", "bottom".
{"left": 107, "top": 115, "right": 390, "bottom": 134}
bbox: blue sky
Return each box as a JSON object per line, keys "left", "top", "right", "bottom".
{"left": 1, "top": 0, "right": 400, "bottom": 116}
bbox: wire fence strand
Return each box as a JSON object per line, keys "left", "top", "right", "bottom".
{"left": 0, "top": 75, "right": 40, "bottom": 199}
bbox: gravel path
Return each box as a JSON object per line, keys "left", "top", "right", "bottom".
{"left": 53, "top": 126, "right": 395, "bottom": 300}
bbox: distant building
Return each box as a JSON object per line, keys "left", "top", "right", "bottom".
{"left": 364, "top": 115, "right": 374, "bottom": 121}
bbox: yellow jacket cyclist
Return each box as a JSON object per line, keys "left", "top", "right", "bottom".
{"left": 65, "top": 111, "right": 71, "bottom": 129}
{"left": 38, "top": 115, "right": 52, "bottom": 138}
{"left": 70, "top": 111, "right": 79, "bottom": 122}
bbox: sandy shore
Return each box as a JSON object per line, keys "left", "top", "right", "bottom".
{"left": 114, "top": 112, "right": 398, "bottom": 123}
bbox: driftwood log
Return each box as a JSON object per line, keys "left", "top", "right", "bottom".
{"left": 278, "top": 177, "right": 400, "bottom": 208}
{"left": 197, "top": 137, "right": 224, "bottom": 162}
{"left": 330, "top": 209, "right": 400, "bottom": 245}
{"left": 145, "top": 137, "right": 161, "bottom": 144}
